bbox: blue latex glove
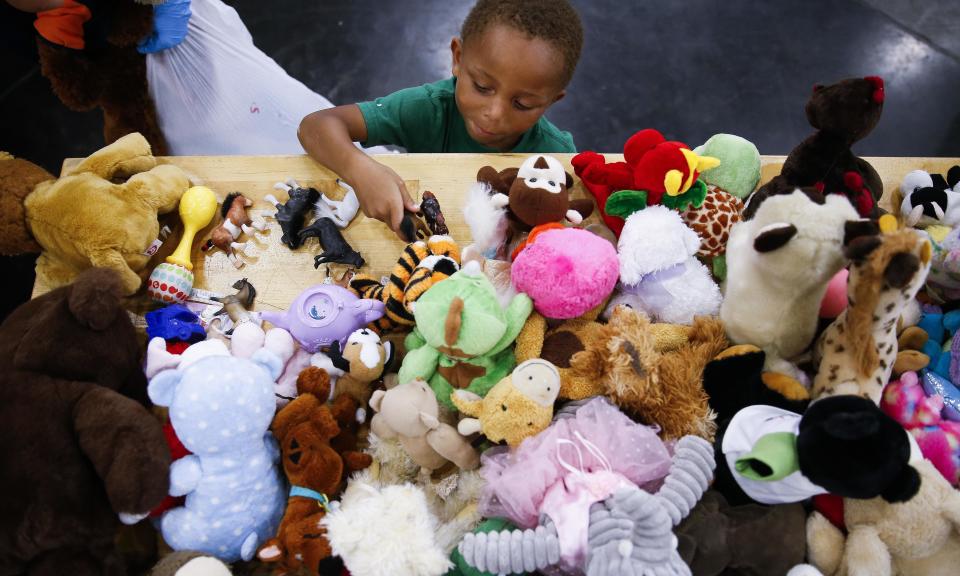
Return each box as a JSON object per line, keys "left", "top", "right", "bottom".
{"left": 137, "top": 0, "right": 191, "bottom": 54}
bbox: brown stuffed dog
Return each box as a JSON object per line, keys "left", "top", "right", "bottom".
{"left": 257, "top": 367, "right": 372, "bottom": 575}
{"left": 573, "top": 306, "right": 728, "bottom": 441}
{"left": 0, "top": 267, "right": 170, "bottom": 575}
{"left": 749, "top": 76, "right": 885, "bottom": 218}
{"left": 1, "top": 133, "right": 189, "bottom": 295}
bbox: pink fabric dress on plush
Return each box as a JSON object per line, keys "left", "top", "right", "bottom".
{"left": 479, "top": 397, "right": 672, "bottom": 532}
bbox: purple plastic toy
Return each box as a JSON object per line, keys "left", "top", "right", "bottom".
{"left": 260, "top": 285, "right": 384, "bottom": 353}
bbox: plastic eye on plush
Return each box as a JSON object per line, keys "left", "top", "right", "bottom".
{"left": 548, "top": 181, "right": 556, "bottom": 186}
{"left": 529, "top": 178, "right": 537, "bottom": 183}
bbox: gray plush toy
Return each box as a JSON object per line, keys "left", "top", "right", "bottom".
{"left": 458, "top": 435, "right": 715, "bottom": 575}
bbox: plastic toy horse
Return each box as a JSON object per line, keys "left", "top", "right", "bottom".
{"left": 202, "top": 192, "right": 266, "bottom": 267}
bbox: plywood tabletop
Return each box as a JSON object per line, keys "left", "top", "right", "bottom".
{"left": 33, "top": 153, "right": 960, "bottom": 313}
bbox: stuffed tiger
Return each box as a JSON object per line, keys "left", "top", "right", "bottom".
{"left": 349, "top": 235, "right": 461, "bottom": 333}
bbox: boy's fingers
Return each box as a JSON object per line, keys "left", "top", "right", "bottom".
{"left": 398, "top": 186, "right": 421, "bottom": 214}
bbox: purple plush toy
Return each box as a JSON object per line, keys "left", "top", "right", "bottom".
{"left": 260, "top": 285, "right": 384, "bottom": 353}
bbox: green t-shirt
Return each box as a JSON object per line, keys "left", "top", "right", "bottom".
{"left": 357, "top": 77, "right": 575, "bottom": 153}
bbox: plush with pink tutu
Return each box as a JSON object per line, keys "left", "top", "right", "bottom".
{"left": 511, "top": 227, "right": 619, "bottom": 319}
{"left": 881, "top": 371, "right": 960, "bottom": 486}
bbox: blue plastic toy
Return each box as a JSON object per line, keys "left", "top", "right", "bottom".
{"left": 146, "top": 304, "right": 206, "bottom": 343}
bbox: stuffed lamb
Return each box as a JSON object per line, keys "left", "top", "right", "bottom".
{"left": 604, "top": 205, "right": 722, "bottom": 324}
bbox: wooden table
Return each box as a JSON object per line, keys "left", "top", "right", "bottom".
{"left": 33, "top": 153, "right": 960, "bottom": 313}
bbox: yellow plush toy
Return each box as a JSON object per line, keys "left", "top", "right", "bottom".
{"left": 452, "top": 359, "right": 561, "bottom": 447}
{"left": 21, "top": 133, "right": 189, "bottom": 294}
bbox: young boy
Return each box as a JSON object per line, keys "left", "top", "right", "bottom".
{"left": 298, "top": 0, "right": 583, "bottom": 240}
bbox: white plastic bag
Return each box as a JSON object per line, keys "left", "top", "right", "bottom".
{"left": 147, "top": 0, "right": 376, "bottom": 155}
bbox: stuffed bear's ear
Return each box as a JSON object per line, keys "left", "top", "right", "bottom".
{"left": 565, "top": 171, "right": 574, "bottom": 189}
{"left": 884, "top": 252, "right": 921, "bottom": 289}
{"left": 880, "top": 464, "right": 921, "bottom": 503}
{"left": 148, "top": 369, "right": 181, "bottom": 407}
{"left": 68, "top": 268, "right": 124, "bottom": 331}
{"left": 251, "top": 349, "right": 283, "bottom": 381}
{"left": 753, "top": 223, "right": 797, "bottom": 253}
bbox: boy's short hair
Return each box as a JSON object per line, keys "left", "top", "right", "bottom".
{"left": 461, "top": 0, "right": 583, "bottom": 87}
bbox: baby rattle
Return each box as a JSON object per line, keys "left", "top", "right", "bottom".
{"left": 148, "top": 185, "right": 219, "bottom": 304}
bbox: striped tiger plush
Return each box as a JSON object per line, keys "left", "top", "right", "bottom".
{"left": 350, "top": 236, "right": 461, "bottom": 333}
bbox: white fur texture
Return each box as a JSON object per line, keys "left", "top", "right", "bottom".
{"left": 609, "top": 205, "right": 722, "bottom": 324}
{"left": 174, "top": 557, "right": 233, "bottom": 576}
{"left": 721, "top": 191, "right": 858, "bottom": 375}
{"left": 323, "top": 480, "right": 453, "bottom": 576}
{"left": 464, "top": 182, "right": 509, "bottom": 253}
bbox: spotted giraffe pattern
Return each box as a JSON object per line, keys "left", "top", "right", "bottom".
{"left": 681, "top": 184, "right": 744, "bottom": 258}
{"left": 813, "top": 229, "right": 932, "bottom": 404}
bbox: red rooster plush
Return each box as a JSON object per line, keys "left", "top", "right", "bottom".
{"left": 572, "top": 128, "right": 720, "bottom": 235}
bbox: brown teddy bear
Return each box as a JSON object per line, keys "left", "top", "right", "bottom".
{"left": 0, "top": 151, "right": 50, "bottom": 320}
{"left": 257, "top": 367, "right": 372, "bottom": 575}
{"left": 0, "top": 267, "right": 171, "bottom": 575}
{"left": 1, "top": 132, "right": 189, "bottom": 295}
{"left": 749, "top": 76, "right": 886, "bottom": 218}
{"left": 33, "top": 0, "right": 168, "bottom": 154}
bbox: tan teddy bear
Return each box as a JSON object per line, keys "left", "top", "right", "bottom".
{"left": 802, "top": 456, "right": 960, "bottom": 576}
{"left": 369, "top": 378, "right": 480, "bottom": 474}
{"left": 7, "top": 132, "right": 189, "bottom": 294}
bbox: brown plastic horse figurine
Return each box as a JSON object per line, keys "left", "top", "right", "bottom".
{"left": 202, "top": 192, "right": 265, "bottom": 268}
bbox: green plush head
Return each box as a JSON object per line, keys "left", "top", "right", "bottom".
{"left": 693, "top": 134, "right": 761, "bottom": 199}
{"left": 411, "top": 261, "right": 509, "bottom": 358}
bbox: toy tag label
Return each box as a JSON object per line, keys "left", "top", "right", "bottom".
{"left": 143, "top": 226, "right": 173, "bottom": 256}
{"left": 143, "top": 239, "right": 163, "bottom": 257}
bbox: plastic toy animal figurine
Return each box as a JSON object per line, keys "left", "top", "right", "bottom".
{"left": 210, "top": 278, "right": 258, "bottom": 334}
{"left": 260, "top": 285, "right": 385, "bottom": 353}
{"left": 420, "top": 191, "right": 449, "bottom": 235}
{"left": 265, "top": 182, "right": 321, "bottom": 249}
{"left": 202, "top": 192, "right": 266, "bottom": 268}
{"left": 299, "top": 218, "right": 365, "bottom": 269}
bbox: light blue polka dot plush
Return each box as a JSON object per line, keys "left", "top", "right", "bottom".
{"left": 151, "top": 353, "right": 286, "bottom": 562}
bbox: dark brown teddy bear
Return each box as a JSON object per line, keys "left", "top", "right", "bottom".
{"left": 35, "top": 0, "right": 168, "bottom": 154}
{"left": 748, "top": 76, "right": 885, "bottom": 218}
{"left": 0, "top": 267, "right": 170, "bottom": 576}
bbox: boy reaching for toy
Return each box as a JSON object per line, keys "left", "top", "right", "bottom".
{"left": 298, "top": 0, "right": 583, "bottom": 240}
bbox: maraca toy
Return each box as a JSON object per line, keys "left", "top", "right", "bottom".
{"left": 148, "top": 186, "right": 218, "bottom": 304}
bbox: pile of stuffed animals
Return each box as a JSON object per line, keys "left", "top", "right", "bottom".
{"left": 3, "top": 75, "right": 960, "bottom": 576}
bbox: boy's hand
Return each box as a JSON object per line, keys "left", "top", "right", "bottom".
{"left": 349, "top": 159, "right": 421, "bottom": 241}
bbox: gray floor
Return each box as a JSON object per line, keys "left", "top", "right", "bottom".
{"left": 1, "top": 0, "right": 959, "bottom": 319}
{"left": 2, "top": 0, "right": 959, "bottom": 174}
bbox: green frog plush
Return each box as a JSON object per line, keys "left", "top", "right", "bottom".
{"left": 399, "top": 260, "right": 533, "bottom": 410}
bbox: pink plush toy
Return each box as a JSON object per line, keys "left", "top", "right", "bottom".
{"left": 819, "top": 268, "right": 849, "bottom": 319}
{"left": 511, "top": 227, "right": 619, "bottom": 319}
{"left": 881, "top": 371, "right": 960, "bottom": 486}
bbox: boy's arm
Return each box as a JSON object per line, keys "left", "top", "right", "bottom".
{"left": 298, "top": 105, "right": 418, "bottom": 239}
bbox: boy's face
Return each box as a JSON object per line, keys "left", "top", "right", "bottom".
{"left": 452, "top": 24, "right": 567, "bottom": 151}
